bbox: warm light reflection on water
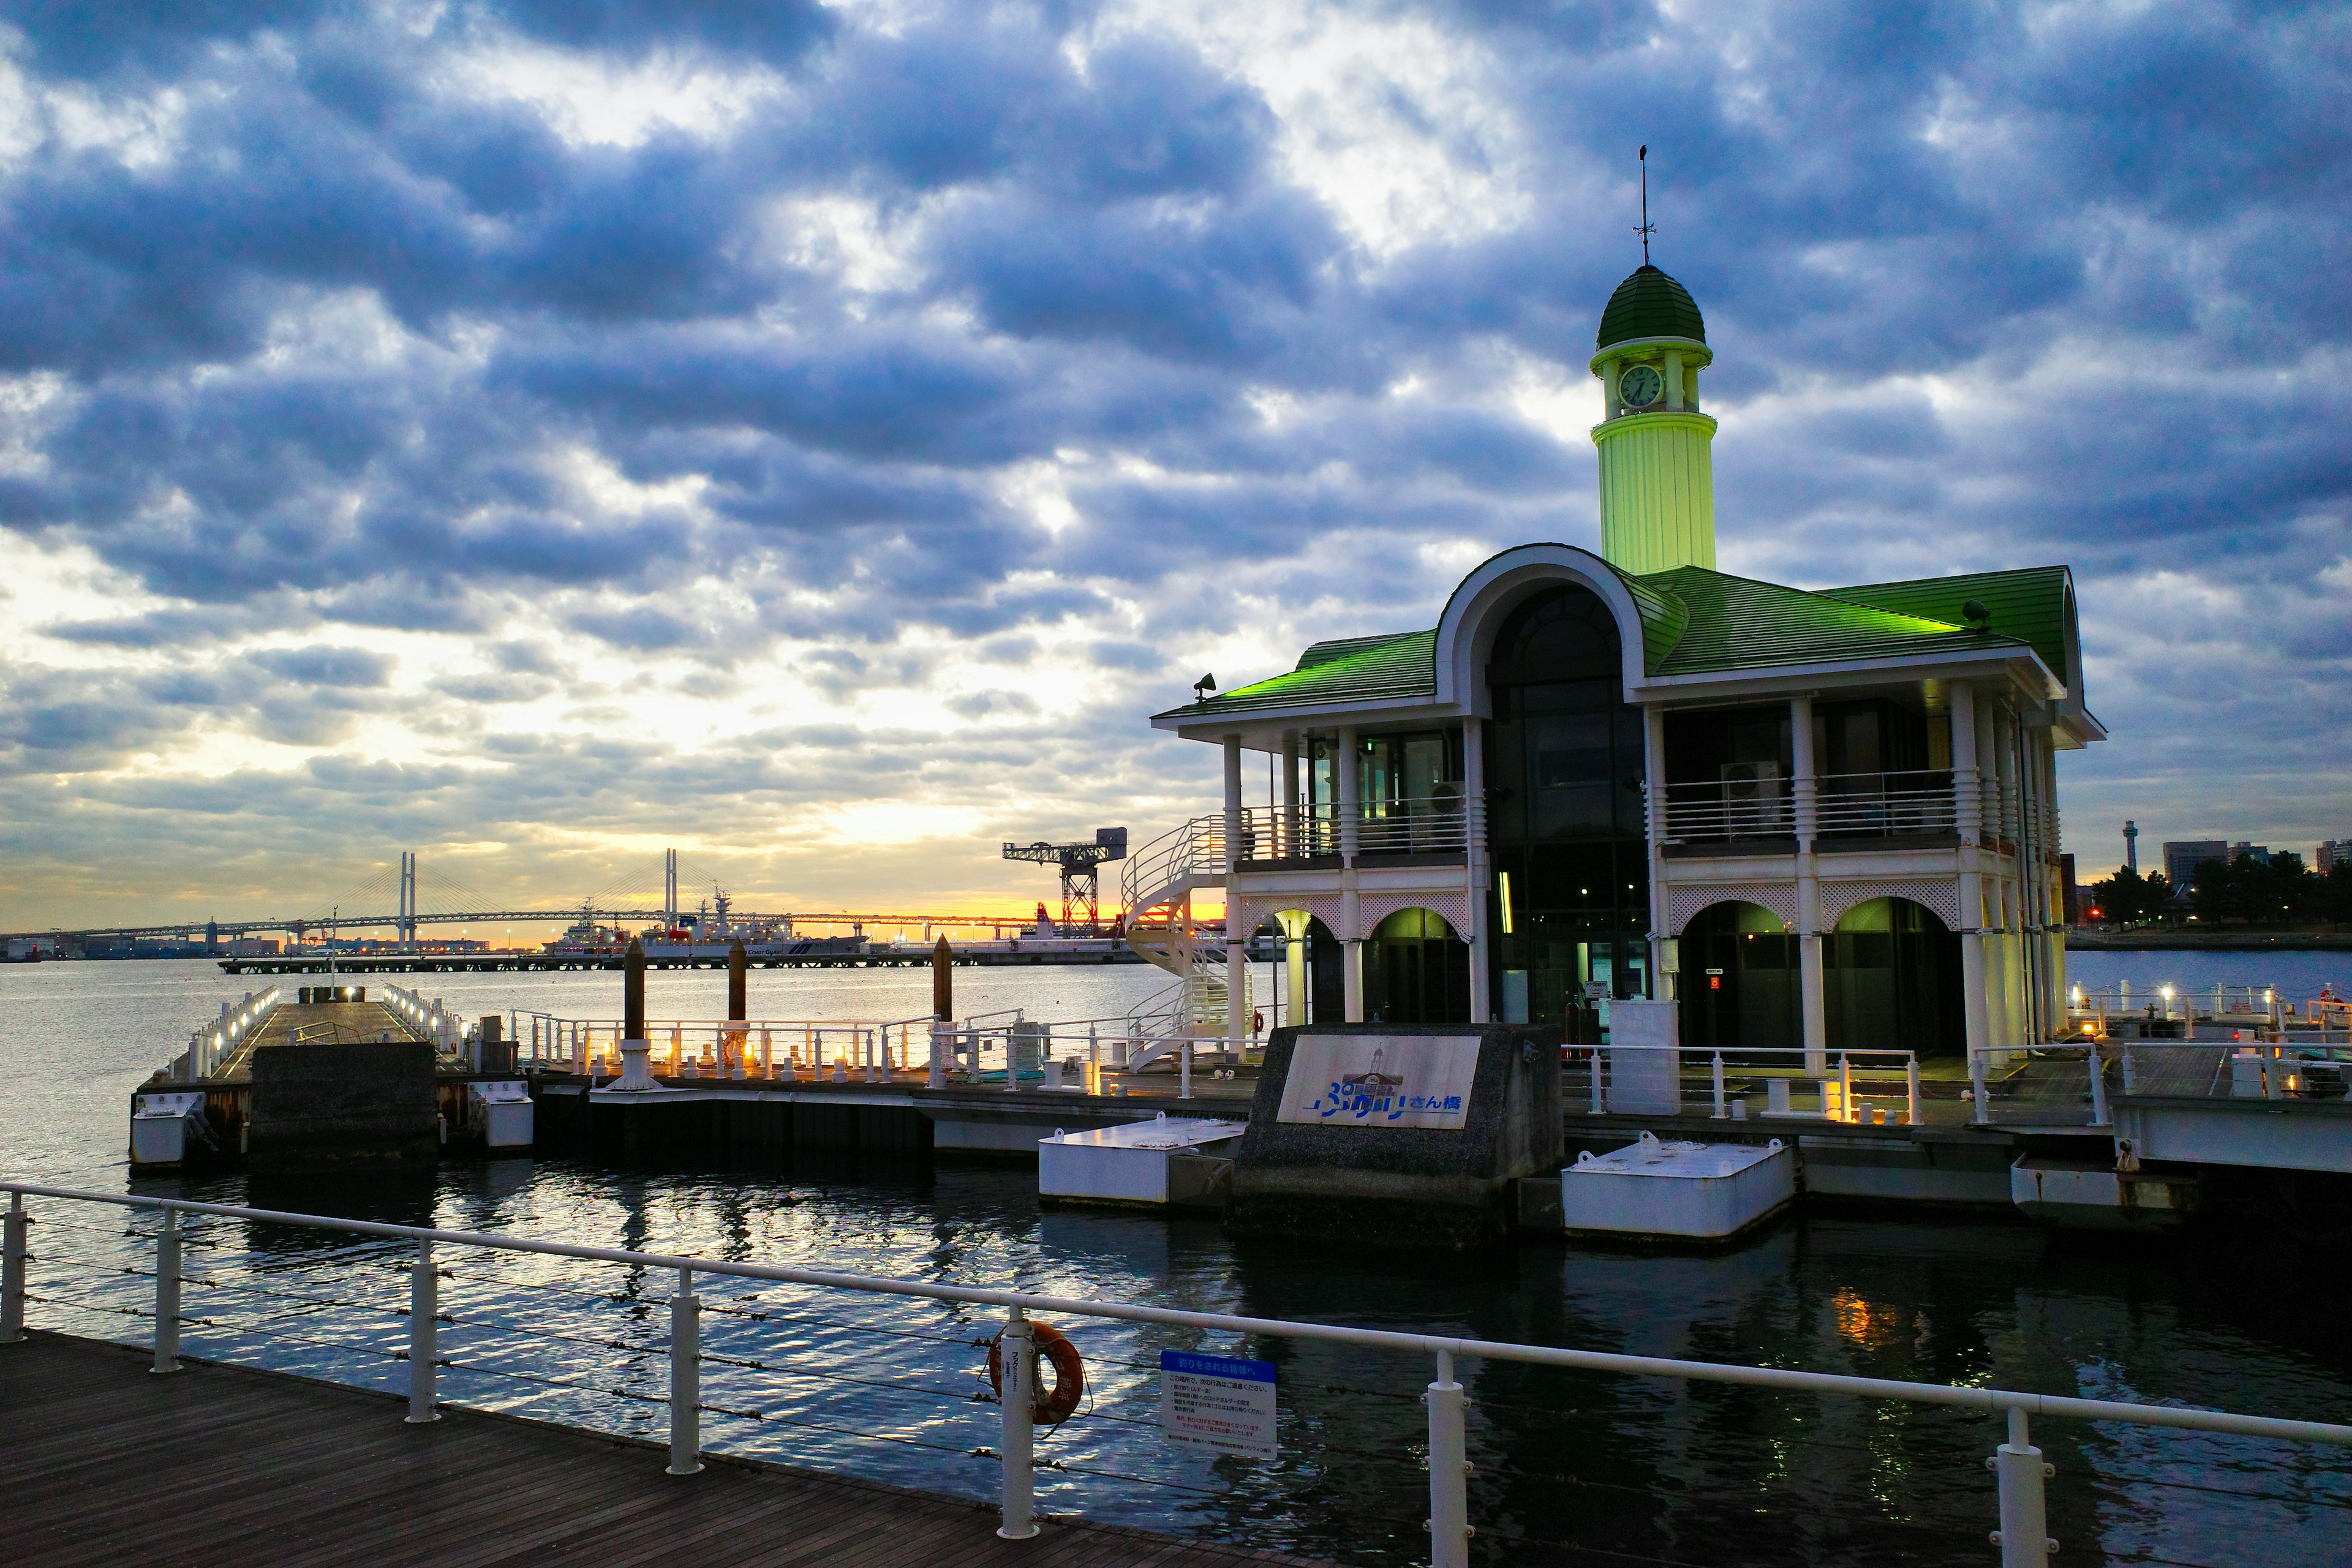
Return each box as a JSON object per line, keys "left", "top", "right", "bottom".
{"left": 7, "top": 960, "right": 2352, "bottom": 1564}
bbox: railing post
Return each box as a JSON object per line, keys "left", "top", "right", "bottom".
{"left": 1971, "top": 1049, "right": 1990, "bottom": 1125}
{"left": 1907, "top": 1056, "right": 1921, "bottom": 1126}
{"left": 997, "top": 1308, "right": 1039, "bottom": 1540}
{"left": 1711, "top": 1052, "right": 1727, "bottom": 1118}
{"left": 406, "top": 1238, "right": 439, "bottom": 1422}
{"left": 1992, "top": 1405, "right": 2055, "bottom": 1567}
{"left": 1589, "top": 1046, "right": 1605, "bottom": 1114}
{"left": 1180, "top": 1041, "right": 1194, "bottom": 1099}
{"left": 1838, "top": 1052, "right": 1853, "bottom": 1123}
{"left": 1, "top": 1192, "right": 26, "bottom": 1344}
{"left": 151, "top": 1207, "right": 181, "bottom": 1374}
{"left": 2087, "top": 1044, "right": 2111, "bottom": 1127}
{"left": 928, "top": 1023, "right": 946, "bottom": 1088}
{"left": 1427, "top": 1347, "right": 1470, "bottom": 1568}
{"left": 668, "top": 1267, "right": 702, "bottom": 1475}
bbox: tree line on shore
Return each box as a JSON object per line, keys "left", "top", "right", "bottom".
{"left": 2090, "top": 851, "right": 2352, "bottom": 927}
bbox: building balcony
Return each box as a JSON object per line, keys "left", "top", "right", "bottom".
{"left": 1234, "top": 796, "right": 1482, "bottom": 870}
{"left": 1660, "top": 769, "right": 1977, "bottom": 856}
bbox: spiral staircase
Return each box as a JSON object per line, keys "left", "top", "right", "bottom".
{"left": 1118, "top": 815, "right": 1248, "bottom": 1071}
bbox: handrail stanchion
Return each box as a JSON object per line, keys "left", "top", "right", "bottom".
{"left": 997, "top": 1308, "right": 1039, "bottom": 1539}
{"left": 405, "top": 1238, "right": 437, "bottom": 1422}
{"left": 668, "top": 1267, "right": 702, "bottom": 1475}
{"left": 1972, "top": 1049, "right": 1991, "bottom": 1125}
{"left": 1, "top": 1191, "right": 28, "bottom": 1344}
{"left": 927, "top": 1023, "right": 946, "bottom": 1089}
{"left": 1907, "top": 1055, "right": 1921, "bottom": 1126}
{"left": 150, "top": 1207, "right": 181, "bottom": 1374}
{"left": 1181, "top": 1041, "right": 1194, "bottom": 1099}
{"left": 1711, "top": 1052, "right": 1727, "bottom": 1119}
{"left": 1427, "top": 1346, "right": 1471, "bottom": 1568}
{"left": 1993, "top": 1405, "right": 2055, "bottom": 1567}
{"left": 1838, "top": 1052, "right": 1853, "bottom": 1123}
{"left": 2087, "top": 1043, "right": 2111, "bottom": 1127}
{"left": 1589, "top": 1046, "right": 1605, "bottom": 1115}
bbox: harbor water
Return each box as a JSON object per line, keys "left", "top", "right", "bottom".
{"left": 4, "top": 954, "right": 2351, "bottom": 1567}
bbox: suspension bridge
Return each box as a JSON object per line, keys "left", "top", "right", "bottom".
{"left": 1, "top": 847, "right": 1109, "bottom": 949}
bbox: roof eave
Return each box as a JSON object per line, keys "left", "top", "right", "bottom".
{"left": 1153, "top": 692, "right": 1456, "bottom": 739}
{"left": 1632, "top": 644, "right": 2064, "bottom": 704}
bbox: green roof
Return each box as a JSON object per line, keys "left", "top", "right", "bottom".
{"left": 1597, "top": 265, "right": 1705, "bottom": 350}
{"left": 1821, "top": 567, "right": 2073, "bottom": 685}
{"left": 1158, "top": 560, "right": 2070, "bottom": 722}
{"left": 1640, "top": 566, "right": 2026, "bottom": 676}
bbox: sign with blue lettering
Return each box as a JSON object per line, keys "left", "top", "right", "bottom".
{"left": 1159, "top": 1350, "right": 1277, "bottom": 1460}
{"left": 1276, "top": 1035, "right": 1480, "bottom": 1128}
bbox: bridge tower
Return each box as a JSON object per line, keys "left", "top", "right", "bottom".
{"left": 664, "top": 848, "right": 679, "bottom": 931}
{"left": 398, "top": 852, "right": 418, "bottom": 948}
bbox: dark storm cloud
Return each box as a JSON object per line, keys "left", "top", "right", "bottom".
{"left": 1, "top": 0, "right": 2345, "bottom": 921}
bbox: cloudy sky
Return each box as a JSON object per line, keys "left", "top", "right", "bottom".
{"left": 0, "top": 0, "right": 2345, "bottom": 932}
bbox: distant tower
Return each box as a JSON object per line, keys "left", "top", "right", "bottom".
{"left": 2123, "top": 820, "right": 2139, "bottom": 874}
{"left": 1589, "top": 149, "right": 1716, "bottom": 574}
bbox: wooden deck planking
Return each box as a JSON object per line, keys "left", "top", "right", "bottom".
{"left": 0, "top": 1335, "right": 1323, "bottom": 1568}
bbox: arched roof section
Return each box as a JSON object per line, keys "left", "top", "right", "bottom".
{"left": 1433, "top": 544, "right": 1687, "bottom": 713}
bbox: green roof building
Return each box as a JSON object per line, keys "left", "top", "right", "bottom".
{"left": 1128, "top": 263, "right": 2103, "bottom": 1080}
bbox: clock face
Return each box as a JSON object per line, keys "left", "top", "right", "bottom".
{"left": 1619, "top": 363, "right": 1665, "bottom": 409}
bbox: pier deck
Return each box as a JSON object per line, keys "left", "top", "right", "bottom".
{"left": 1, "top": 1332, "right": 1319, "bottom": 1568}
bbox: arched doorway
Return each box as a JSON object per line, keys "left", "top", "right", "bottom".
{"left": 1483, "top": 584, "right": 1651, "bottom": 1029}
{"left": 1825, "top": 897, "right": 1964, "bottom": 1058}
{"left": 1680, "top": 900, "right": 1800, "bottom": 1052}
{"left": 1365, "top": 907, "right": 1471, "bottom": 1024}
{"left": 1259, "top": 910, "right": 1344, "bottom": 1029}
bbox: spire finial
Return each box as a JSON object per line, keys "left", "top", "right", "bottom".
{"left": 1635, "top": 145, "right": 1654, "bottom": 264}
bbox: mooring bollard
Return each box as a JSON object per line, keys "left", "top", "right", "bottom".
{"left": 668, "top": 1267, "right": 702, "bottom": 1474}
{"left": 151, "top": 1208, "right": 181, "bottom": 1374}
{"left": 997, "top": 1308, "right": 1038, "bottom": 1539}
{"left": 1426, "top": 1347, "right": 1470, "bottom": 1568}
{"left": 1991, "top": 1406, "right": 2056, "bottom": 1567}
{"left": 406, "top": 1238, "right": 438, "bottom": 1423}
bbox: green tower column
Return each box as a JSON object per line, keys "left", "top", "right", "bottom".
{"left": 1588, "top": 265, "right": 1717, "bottom": 575}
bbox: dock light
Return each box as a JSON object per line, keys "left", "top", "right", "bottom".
{"left": 1191, "top": 673, "right": 1216, "bottom": 702}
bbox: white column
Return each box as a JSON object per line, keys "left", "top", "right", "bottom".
{"left": 1602, "top": 356, "right": 1623, "bottom": 418}
{"left": 1281, "top": 730, "right": 1301, "bottom": 861}
{"left": 1663, "top": 349, "right": 1684, "bottom": 410}
{"left": 1643, "top": 706, "right": 1670, "bottom": 997}
{"left": 1338, "top": 726, "right": 1364, "bottom": 1021}
{"left": 1224, "top": 735, "right": 1247, "bottom": 1044}
{"left": 1792, "top": 693, "right": 1826, "bottom": 1074}
{"left": 1463, "top": 716, "right": 1488, "bottom": 1022}
{"left": 1952, "top": 684, "right": 1989, "bottom": 1060}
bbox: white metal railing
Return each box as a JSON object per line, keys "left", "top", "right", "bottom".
{"left": 1120, "top": 815, "right": 1224, "bottom": 920}
{"left": 180, "top": 985, "right": 284, "bottom": 1080}
{"left": 383, "top": 985, "right": 459, "bottom": 1050}
{"left": 7, "top": 1181, "right": 2351, "bottom": 1568}
{"left": 1661, "top": 769, "right": 1960, "bottom": 843}
{"left": 1233, "top": 795, "right": 1485, "bottom": 862}
{"left": 2061, "top": 986, "right": 2352, "bottom": 1035}
{"left": 515, "top": 1012, "right": 934, "bottom": 1081}
{"left": 1575, "top": 1042, "right": 1921, "bottom": 1125}
{"left": 1971, "top": 1038, "right": 2352, "bottom": 1127}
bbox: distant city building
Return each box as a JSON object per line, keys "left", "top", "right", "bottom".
{"left": 2163, "top": 840, "right": 2229, "bottom": 888}
{"left": 2229, "top": 841, "right": 2270, "bottom": 866}
{"left": 2123, "top": 820, "right": 2138, "bottom": 873}
{"left": 2321, "top": 840, "right": 2351, "bottom": 876}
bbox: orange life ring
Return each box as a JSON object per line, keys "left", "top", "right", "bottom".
{"left": 987, "top": 1320, "right": 1085, "bottom": 1425}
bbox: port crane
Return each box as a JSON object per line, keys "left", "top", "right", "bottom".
{"left": 1001, "top": 827, "right": 1128, "bottom": 934}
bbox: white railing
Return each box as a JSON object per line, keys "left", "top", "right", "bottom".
{"left": 1120, "top": 815, "right": 1224, "bottom": 920}
{"left": 7, "top": 1181, "right": 2350, "bottom": 1568}
{"left": 515, "top": 1012, "right": 934, "bottom": 1081}
{"left": 1232, "top": 795, "right": 1485, "bottom": 862}
{"left": 181, "top": 985, "right": 283, "bottom": 1080}
{"left": 1574, "top": 1043, "right": 1921, "bottom": 1125}
{"left": 1661, "top": 769, "right": 1960, "bottom": 844}
{"left": 1971, "top": 1039, "right": 2352, "bottom": 1127}
{"left": 383, "top": 985, "right": 459, "bottom": 1050}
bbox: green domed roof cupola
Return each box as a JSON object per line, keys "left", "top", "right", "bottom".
{"left": 1596, "top": 264, "right": 1705, "bottom": 352}
{"left": 1588, "top": 262, "right": 1718, "bottom": 575}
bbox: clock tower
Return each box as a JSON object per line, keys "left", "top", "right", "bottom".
{"left": 1589, "top": 265, "right": 1716, "bottom": 573}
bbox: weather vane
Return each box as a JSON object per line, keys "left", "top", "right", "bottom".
{"left": 1635, "top": 145, "right": 1654, "bottom": 263}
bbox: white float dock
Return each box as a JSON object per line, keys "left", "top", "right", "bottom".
{"left": 1558, "top": 1132, "right": 1795, "bottom": 1240}
{"left": 1039, "top": 1114, "right": 1248, "bottom": 1208}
